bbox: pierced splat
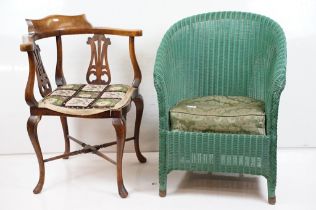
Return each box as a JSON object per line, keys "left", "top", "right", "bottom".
{"left": 33, "top": 44, "right": 52, "bottom": 97}
{"left": 86, "top": 34, "right": 111, "bottom": 85}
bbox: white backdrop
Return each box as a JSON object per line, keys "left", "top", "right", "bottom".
{"left": 0, "top": 0, "right": 315, "bottom": 154}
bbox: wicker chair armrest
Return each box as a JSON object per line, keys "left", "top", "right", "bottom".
{"left": 265, "top": 62, "right": 286, "bottom": 136}
{"left": 154, "top": 72, "right": 172, "bottom": 130}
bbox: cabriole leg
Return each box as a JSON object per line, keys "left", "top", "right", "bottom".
{"left": 27, "top": 115, "right": 45, "bottom": 194}
{"left": 112, "top": 118, "right": 128, "bottom": 198}
{"left": 60, "top": 116, "right": 70, "bottom": 159}
{"left": 132, "top": 94, "right": 146, "bottom": 163}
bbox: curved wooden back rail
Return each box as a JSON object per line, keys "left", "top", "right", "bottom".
{"left": 26, "top": 14, "right": 93, "bottom": 34}
{"left": 20, "top": 14, "right": 142, "bottom": 107}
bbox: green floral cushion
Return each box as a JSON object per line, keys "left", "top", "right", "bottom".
{"left": 38, "top": 84, "right": 134, "bottom": 116}
{"left": 170, "top": 96, "right": 265, "bottom": 135}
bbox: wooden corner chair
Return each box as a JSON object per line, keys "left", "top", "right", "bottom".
{"left": 20, "top": 14, "right": 146, "bottom": 198}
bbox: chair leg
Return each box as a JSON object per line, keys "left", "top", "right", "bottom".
{"left": 60, "top": 116, "right": 70, "bottom": 159}
{"left": 27, "top": 115, "right": 45, "bottom": 194}
{"left": 132, "top": 94, "right": 146, "bottom": 163}
{"left": 159, "top": 138, "right": 167, "bottom": 197}
{"left": 159, "top": 172, "right": 167, "bottom": 197}
{"left": 267, "top": 177, "right": 276, "bottom": 205}
{"left": 112, "top": 118, "right": 128, "bottom": 198}
{"left": 268, "top": 139, "right": 277, "bottom": 205}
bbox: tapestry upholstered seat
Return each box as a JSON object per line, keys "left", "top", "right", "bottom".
{"left": 170, "top": 96, "right": 265, "bottom": 135}
{"left": 154, "top": 12, "right": 286, "bottom": 204}
{"left": 38, "top": 84, "right": 135, "bottom": 116}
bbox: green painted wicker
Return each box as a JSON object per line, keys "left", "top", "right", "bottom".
{"left": 153, "top": 12, "right": 286, "bottom": 203}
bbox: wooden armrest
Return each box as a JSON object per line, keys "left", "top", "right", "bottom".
{"left": 91, "top": 27, "right": 142, "bottom": 37}
{"left": 20, "top": 35, "right": 35, "bottom": 51}
{"left": 20, "top": 43, "right": 35, "bottom": 51}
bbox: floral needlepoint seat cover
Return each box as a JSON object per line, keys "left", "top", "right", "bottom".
{"left": 170, "top": 96, "right": 266, "bottom": 135}
{"left": 38, "top": 84, "right": 135, "bottom": 116}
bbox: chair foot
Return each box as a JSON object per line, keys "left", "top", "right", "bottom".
{"left": 268, "top": 196, "right": 276, "bottom": 205}
{"left": 132, "top": 94, "right": 147, "bottom": 163}
{"left": 136, "top": 152, "right": 147, "bottom": 163}
{"left": 159, "top": 190, "right": 166, "bottom": 197}
{"left": 33, "top": 182, "right": 44, "bottom": 194}
{"left": 118, "top": 184, "right": 128, "bottom": 198}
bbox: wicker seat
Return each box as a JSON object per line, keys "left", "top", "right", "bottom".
{"left": 154, "top": 12, "right": 286, "bottom": 204}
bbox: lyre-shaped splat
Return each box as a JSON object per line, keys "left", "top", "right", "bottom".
{"left": 33, "top": 45, "right": 52, "bottom": 97}
{"left": 86, "top": 34, "right": 111, "bottom": 85}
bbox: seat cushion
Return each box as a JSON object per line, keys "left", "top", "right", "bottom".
{"left": 170, "top": 96, "right": 265, "bottom": 135}
{"left": 38, "top": 84, "right": 135, "bottom": 116}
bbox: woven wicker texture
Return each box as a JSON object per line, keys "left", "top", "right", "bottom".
{"left": 154, "top": 12, "right": 286, "bottom": 201}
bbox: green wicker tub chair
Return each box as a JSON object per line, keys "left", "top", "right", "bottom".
{"left": 154, "top": 12, "right": 286, "bottom": 204}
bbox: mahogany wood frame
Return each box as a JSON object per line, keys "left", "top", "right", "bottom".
{"left": 21, "top": 14, "right": 146, "bottom": 198}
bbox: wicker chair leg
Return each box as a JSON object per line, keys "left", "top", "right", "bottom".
{"left": 113, "top": 118, "right": 128, "bottom": 198}
{"left": 267, "top": 178, "right": 276, "bottom": 205}
{"left": 132, "top": 94, "right": 147, "bottom": 163}
{"left": 159, "top": 133, "right": 167, "bottom": 197}
{"left": 159, "top": 170, "right": 167, "bottom": 197}
{"left": 60, "top": 116, "right": 70, "bottom": 159}
{"left": 27, "top": 115, "right": 45, "bottom": 194}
